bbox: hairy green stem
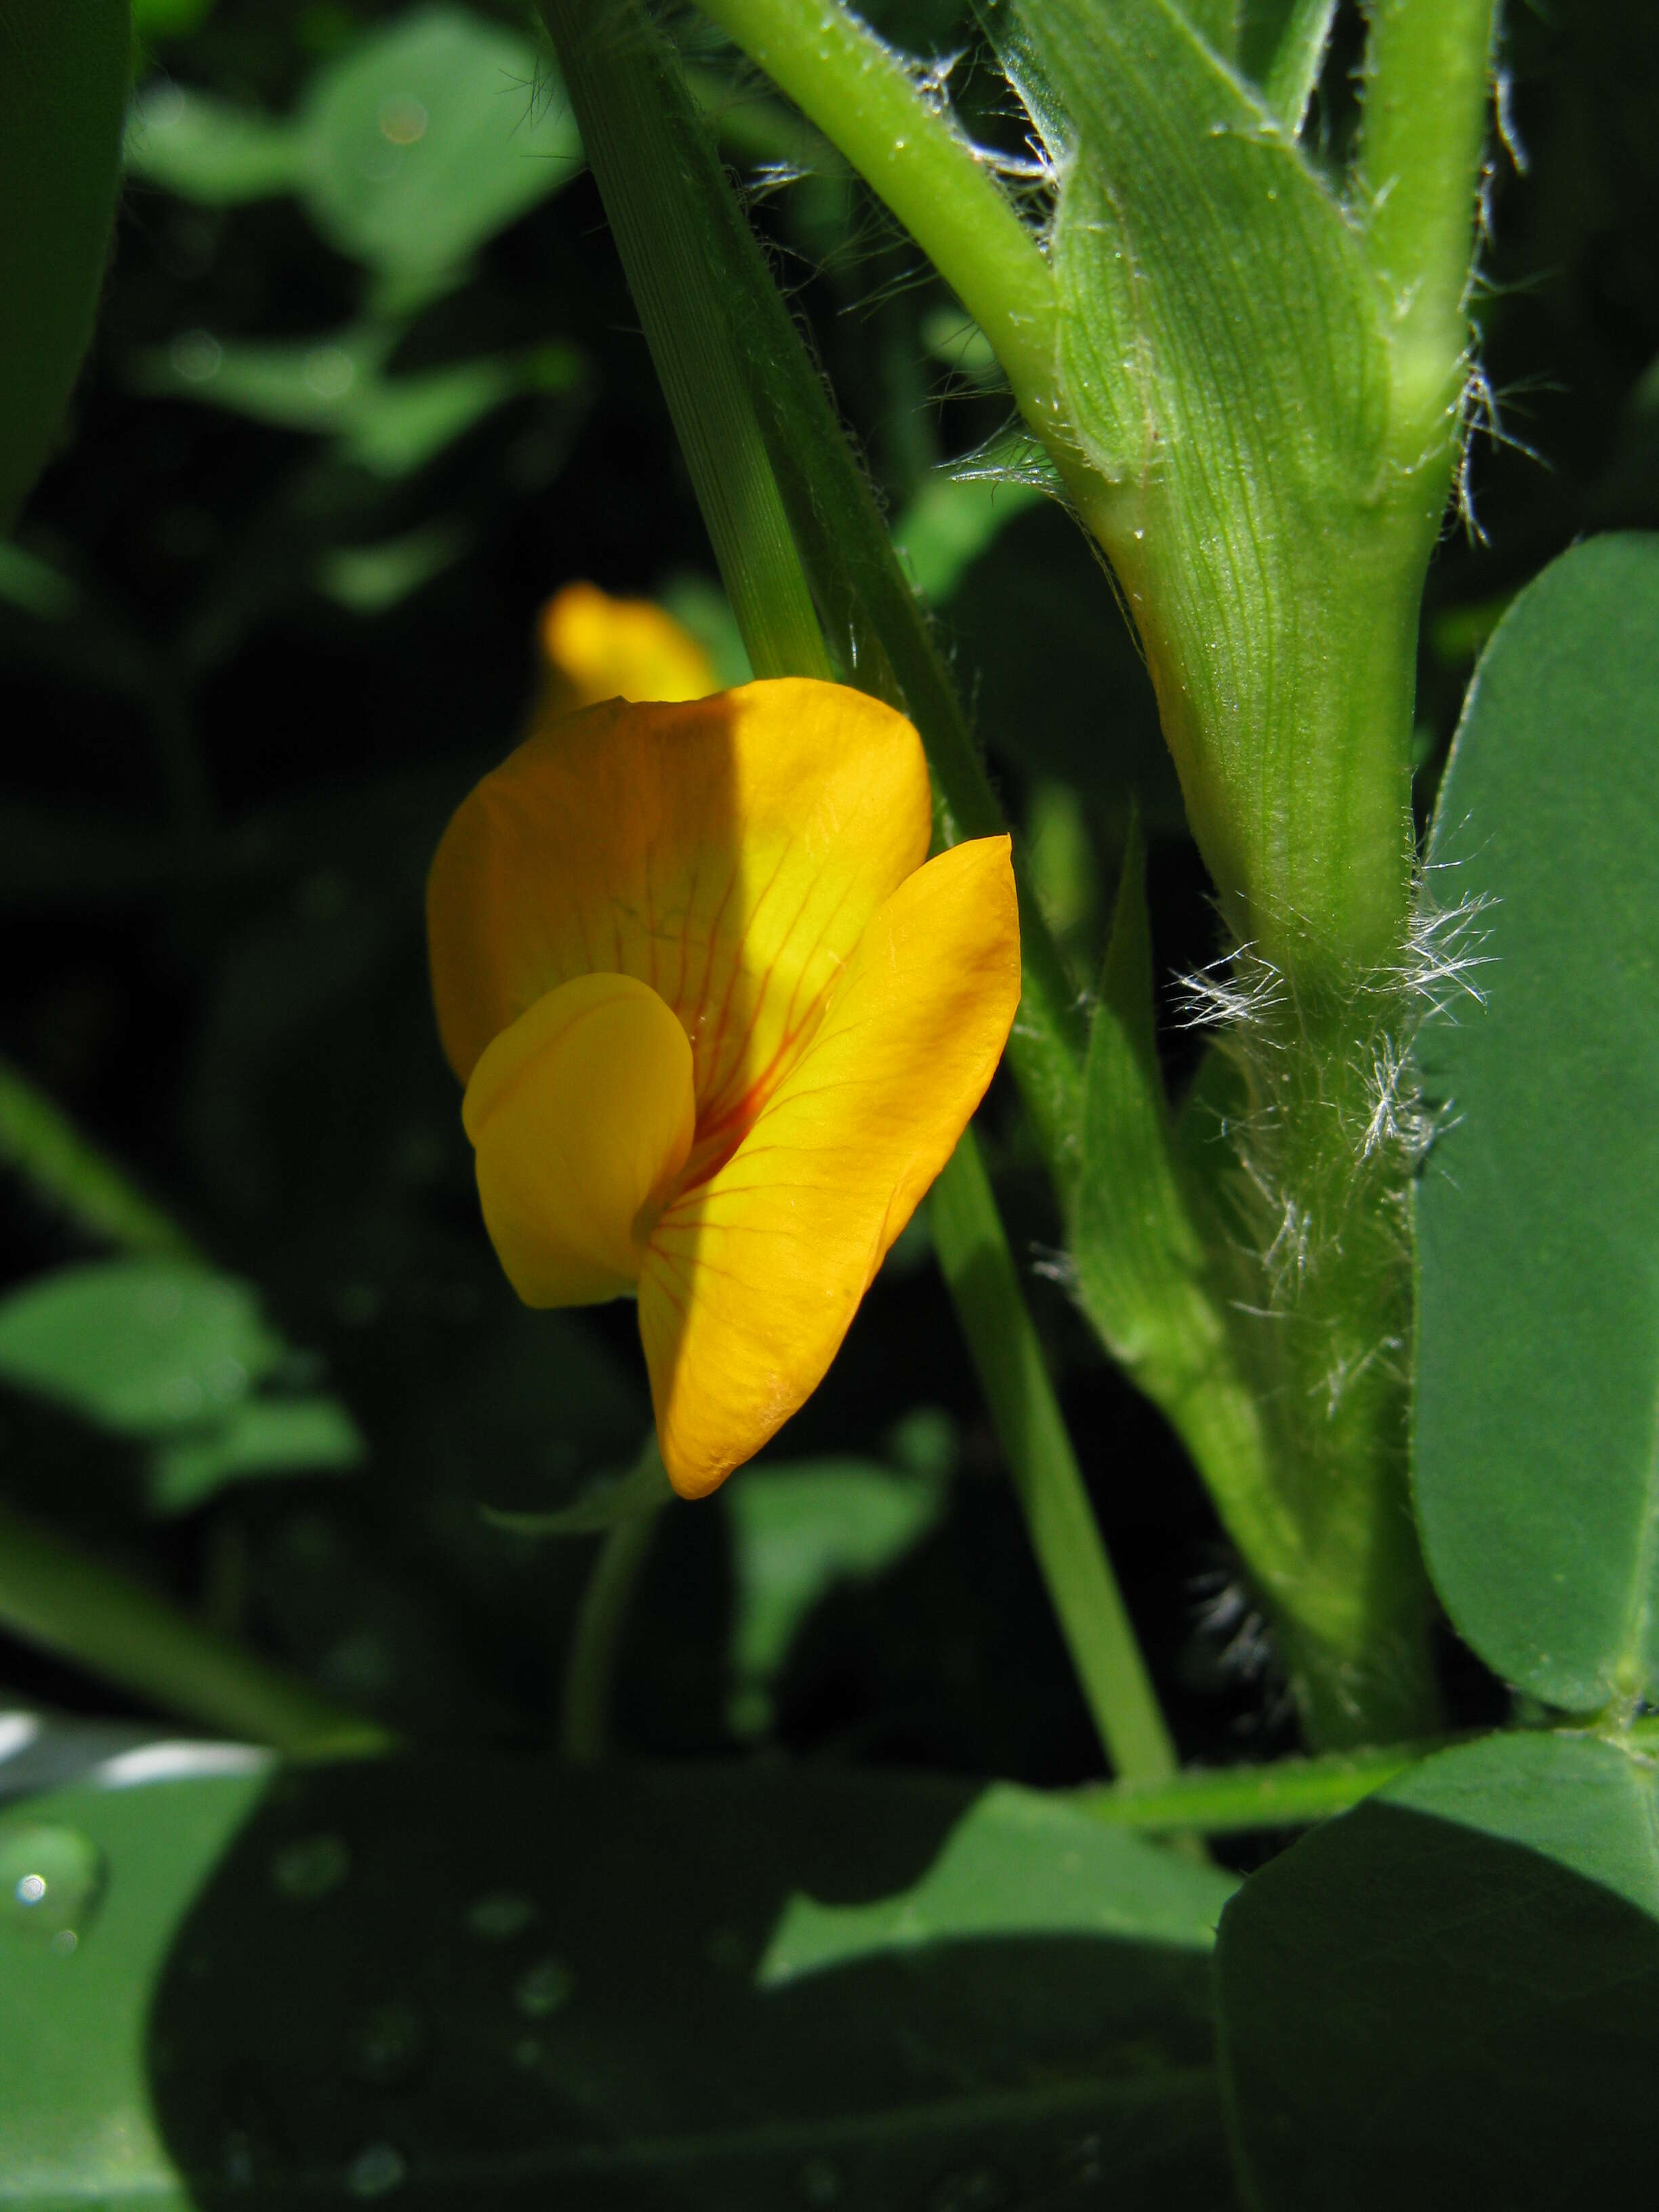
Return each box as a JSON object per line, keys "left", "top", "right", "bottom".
{"left": 693, "top": 0, "right": 1063, "bottom": 436}
{"left": 0, "top": 1498, "right": 390, "bottom": 1755}
{"left": 932, "top": 1134, "right": 1177, "bottom": 1782}
{"left": 560, "top": 1479, "right": 666, "bottom": 1763}
{"left": 1204, "top": 996, "right": 1440, "bottom": 1745}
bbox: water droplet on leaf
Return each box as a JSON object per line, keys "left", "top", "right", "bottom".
{"left": 0, "top": 1824, "right": 104, "bottom": 1948}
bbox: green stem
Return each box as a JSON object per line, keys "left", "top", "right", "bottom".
{"left": 1074, "top": 1734, "right": 1461, "bottom": 1835}
{"left": 1242, "top": 0, "right": 1338, "bottom": 131}
{"left": 930, "top": 1132, "right": 1177, "bottom": 1783}
{"left": 560, "top": 1483, "right": 666, "bottom": 1763}
{"left": 1077, "top": 1712, "right": 1659, "bottom": 1835}
{"left": 542, "top": 0, "right": 831, "bottom": 682}
{"left": 0, "top": 1055, "right": 199, "bottom": 1261}
{"left": 693, "top": 0, "right": 1063, "bottom": 436}
{"left": 0, "top": 1498, "right": 390, "bottom": 1756}
{"left": 1356, "top": 0, "right": 1496, "bottom": 443}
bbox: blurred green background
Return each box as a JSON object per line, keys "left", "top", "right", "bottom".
{"left": 3, "top": 0, "right": 1656, "bottom": 1797}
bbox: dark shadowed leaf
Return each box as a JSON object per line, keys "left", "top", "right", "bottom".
{"left": 1216, "top": 1729, "right": 1659, "bottom": 2209}
{"left": 0, "top": 1758, "right": 1242, "bottom": 2208}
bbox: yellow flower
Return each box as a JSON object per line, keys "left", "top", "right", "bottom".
{"left": 428, "top": 677, "right": 1019, "bottom": 1499}
{"left": 536, "top": 581, "right": 718, "bottom": 714}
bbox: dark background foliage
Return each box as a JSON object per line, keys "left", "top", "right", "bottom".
{"left": 3, "top": 0, "right": 1655, "bottom": 1813}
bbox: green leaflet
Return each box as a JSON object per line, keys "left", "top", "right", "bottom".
{"left": 125, "top": 6, "right": 583, "bottom": 303}
{"left": 1216, "top": 1730, "right": 1659, "bottom": 2207}
{"left": 0, "top": 1260, "right": 283, "bottom": 1436}
{"left": 0, "top": 1258, "right": 363, "bottom": 1517}
{"left": 1414, "top": 533, "right": 1659, "bottom": 1711}
{"left": 761, "top": 1781, "right": 1236, "bottom": 1980}
{"left": 724, "top": 1458, "right": 949, "bottom": 1738}
{"left": 1028, "top": 0, "right": 1420, "bottom": 971}
{"left": 133, "top": 326, "right": 579, "bottom": 479}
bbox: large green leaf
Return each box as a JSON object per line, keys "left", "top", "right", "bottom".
{"left": 0, "top": 1758, "right": 1240, "bottom": 2207}
{"left": 0, "top": 1765, "right": 269, "bottom": 2209}
{"left": 1414, "top": 533, "right": 1659, "bottom": 1709}
{"left": 1215, "top": 1729, "right": 1659, "bottom": 2207}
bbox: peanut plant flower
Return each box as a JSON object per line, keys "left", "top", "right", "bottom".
{"left": 536, "top": 580, "right": 718, "bottom": 714}
{"left": 428, "top": 677, "right": 1019, "bottom": 1498}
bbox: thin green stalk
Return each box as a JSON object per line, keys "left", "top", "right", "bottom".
{"left": 1077, "top": 1712, "right": 1659, "bottom": 1835}
{"left": 560, "top": 1477, "right": 667, "bottom": 1763}
{"left": 1356, "top": 0, "right": 1496, "bottom": 442}
{"left": 543, "top": 0, "right": 830, "bottom": 682}
{"left": 931, "top": 1133, "right": 1176, "bottom": 1782}
{"left": 0, "top": 1498, "right": 390, "bottom": 1756}
{"left": 693, "top": 0, "right": 1063, "bottom": 436}
{"left": 0, "top": 1054, "right": 199, "bottom": 1261}
{"left": 1074, "top": 1734, "right": 1460, "bottom": 1835}
{"left": 1244, "top": 0, "right": 1338, "bottom": 130}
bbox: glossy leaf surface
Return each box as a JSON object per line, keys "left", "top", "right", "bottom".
{"left": 0, "top": 1757, "right": 1239, "bottom": 2208}
{"left": 1414, "top": 533, "right": 1659, "bottom": 1708}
